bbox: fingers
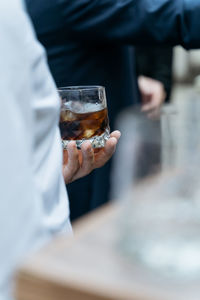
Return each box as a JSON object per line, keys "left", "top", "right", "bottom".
{"left": 141, "top": 102, "right": 156, "bottom": 112}
{"left": 102, "top": 131, "right": 121, "bottom": 158}
{"left": 147, "top": 108, "right": 161, "bottom": 120}
{"left": 63, "top": 141, "right": 80, "bottom": 183}
{"left": 63, "top": 149, "right": 68, "bottom": 165}
{"left": 94, "top": 130, "right": 121, "bottom": 155}
{"left": 110, "top": 130, "right": 121, "bottom": 141}
{"left": 141, "top": 92, "right": 165, "bottom": 115}
{"left": 62, "top": 131, "right": 121, "bottom": 183}
{"left": 140, "top": 77, "right": 166, "bottom": 114}
{"left": 80, "top": 141, "right": 94, "bottom": 175}
{"left": 142, "top": 101, "right": 161, "bottom": 119}
{"left": 104, "top": 137, "right": 118, "bottom": 157}
{"left": 63, "top": 141, "right": 95, "bottom": 183}
{"left": 93, "top": 133, "right": 120, "bottom": 168}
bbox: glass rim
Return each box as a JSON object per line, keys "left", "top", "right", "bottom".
{"left": 58, "top": 85, "right": 105, "bottom": 92}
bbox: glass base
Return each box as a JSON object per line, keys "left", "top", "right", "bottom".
{"left": 121, "top": 237, "right": 200, "bottom": 279}
{"left": 62, "top": 129, "right": 110, "bottom": 149}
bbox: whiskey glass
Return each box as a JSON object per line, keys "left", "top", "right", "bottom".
{"left": 58, "top": 86, "right": 110, "bottom": 149}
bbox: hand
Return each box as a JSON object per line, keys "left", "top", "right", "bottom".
{"left": 138, "top": 76, "right": 166, "bottom": 119}
{"left": 62, "top": 130, "right": 121, "bottom": 184}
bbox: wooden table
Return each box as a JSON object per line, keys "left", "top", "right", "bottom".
{"left": 15, "top": 203, "right": 200, "bottom": 300}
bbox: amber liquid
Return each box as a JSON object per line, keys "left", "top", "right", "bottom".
{"left": 59, "top": 107, "right": 109, "bottom": 141}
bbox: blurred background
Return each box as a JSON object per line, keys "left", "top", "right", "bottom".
{"left": 110, "top": 46, "right": 200, "bottom": 200}
{"left": 173, "top": 47, "right": 200, "bottom": 84}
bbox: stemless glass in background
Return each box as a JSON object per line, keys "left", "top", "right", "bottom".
{"left": 110, "top": 107, "right": 161, "bottom": 200}
{"left": 58, "top": 86, "right": 110, "bottom": 149}
{"left": 121, "top": 171, "right": 200, "bottom": 279}
{"left": 118, "top": 94, "right": 200, "bottom": 280}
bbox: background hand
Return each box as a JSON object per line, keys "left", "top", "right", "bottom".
{"left": 62, "top": 130, "right": 121, "bottom": 184}
{"left": 138, "top": 75, "right": 166, "bottom": 119}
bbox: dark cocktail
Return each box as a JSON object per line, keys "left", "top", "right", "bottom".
{"left": 58, "top": 86, "right": 110, "bottom": 149}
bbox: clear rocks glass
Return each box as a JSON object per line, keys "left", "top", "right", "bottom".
{"left": 58, "top": 86, "right": 110, "bottom": 149}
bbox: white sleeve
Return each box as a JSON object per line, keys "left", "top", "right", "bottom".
{"left": 26, "top": 10, "right": 71, "bottom": 235}
{"left": 0, "top": 0, "right": 70, "bottom": 298}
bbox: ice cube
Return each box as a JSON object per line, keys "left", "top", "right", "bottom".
{"left": 84, "top": 129, "right": 95, "bottom": 138}
{"left": 60, "top": 110, "right": 76, "bottom": 121}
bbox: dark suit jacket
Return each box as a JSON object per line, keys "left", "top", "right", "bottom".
{"left": 26, "top": 0, "right": 200, "bottom": 120}
{"left": 26, "top": 0, "right": 196, "bottom": 220}
{"left": 26, "top": 0, "right": 200, "bottom": 48}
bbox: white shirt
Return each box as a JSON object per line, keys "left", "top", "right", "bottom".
{"left": 0, "top": 0, "right": 71, "bottom": 298}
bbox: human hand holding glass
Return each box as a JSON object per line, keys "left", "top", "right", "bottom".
{"left": 62, "top": 130, "right": 121, "bottom": 184}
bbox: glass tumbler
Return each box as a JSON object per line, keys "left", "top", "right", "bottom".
{"left": 58, "top": 86, "right": 110, "bottom": 149}
{"left": 121, "top": 170, "right": 200, "bottom": 279}
{"left": 119, "top": 94, "right": 200, "bottom": 280}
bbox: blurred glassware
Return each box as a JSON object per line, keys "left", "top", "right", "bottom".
{"left": 118, "top": 92, "right": 200, "bottom": 279}
{"left": 121, "top": 170, "right": 200, "bottom": 279}
{"left": 110, "top": 106, "right": 161, "bottom": 200}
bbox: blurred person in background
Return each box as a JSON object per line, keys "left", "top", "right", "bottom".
{"left": 109, "top": 47, "right": 173, "bottom": 200}
{"left": 26, "top": 0, "right": 173, "bottom": 221}
{"left": 0, "top": 0, "right": 120, "bottom": 298}
{"left": 136, "top": 46, "right": 173, "bottom": 105}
